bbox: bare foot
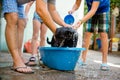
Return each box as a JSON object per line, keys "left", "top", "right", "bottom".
{"left": 11, "top": 66, "right": 34, "bottom": 74}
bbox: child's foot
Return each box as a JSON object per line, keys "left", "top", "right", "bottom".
{"left": 77, "top": 59, "right": 87, "bottom": 66}
{"left": 100, "top": 63, "right": 109, "bottom": 71}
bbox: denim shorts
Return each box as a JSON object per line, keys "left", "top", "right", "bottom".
{"left": 86, "top": 12, "right": 110, "bottom": 33}
{"left": 33, "top": 12, "right": 43, "bottom": 23}
{"left": 2, "top": 0, "right": 25, "bottom": 18}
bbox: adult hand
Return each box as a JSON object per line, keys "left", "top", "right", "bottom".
{"left": 63, "top": 23, "right": 72, "bottom": 27}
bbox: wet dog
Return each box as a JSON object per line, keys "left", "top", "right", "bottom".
{"left": 47, "top": 27, "right": 78, "bottom": 47}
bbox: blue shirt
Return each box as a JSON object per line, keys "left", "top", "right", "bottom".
{"left": 86, "top": 0, "right": 110, "bottom": 14}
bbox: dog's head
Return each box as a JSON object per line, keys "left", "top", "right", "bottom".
{"left": 64, "top": 27, "right": 77, "bottom": 40}
{"left": 47, "top": 27, "right": 78, "bottom": 47}
{"left": 52, "top": 27, "right": 66, "bottom": 47}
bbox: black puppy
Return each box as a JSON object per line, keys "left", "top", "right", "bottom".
{"left": 47, "top": 27, "right": 78, "bottom": 47}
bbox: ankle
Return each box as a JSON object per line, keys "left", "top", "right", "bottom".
{"left": 31, "top": 54, "right": 38, "bottom": 57}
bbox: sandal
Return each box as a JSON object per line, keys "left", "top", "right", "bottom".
{"left": 25, "top": 57, "right": 37, "bottom": 66}
{"left": 77, "top": 59, "right": 87, "bottom": 66}
{"left": 11, "top": 66, "right": 34, "bottom": 74}
{"left": 100, "top": 63, "right": 110, "bottom": 71}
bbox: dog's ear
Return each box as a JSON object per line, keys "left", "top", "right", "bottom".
{"left": 55, "top": 27, "right": 65, "bottom": 38}
{"left": 55, "top": 28, "right": 61, "bottom": 36}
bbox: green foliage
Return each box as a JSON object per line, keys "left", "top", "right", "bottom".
{"left": 83, "top": 1, "right": 88, "bottom": 33}
{"left": 110, "top": 0, "right": 120, "bottom": 8}
{"left": 84, "top": 1, "right": 88, "bottom": 15}
{"left": 111, "top": 0, "right": 120, "bottom": 34}
{"left": 0, "top": 0, "right": 2, "bottom": 11}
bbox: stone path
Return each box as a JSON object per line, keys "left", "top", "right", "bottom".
{"left": 0, "top": 50, "right": 120, "bottom": 80}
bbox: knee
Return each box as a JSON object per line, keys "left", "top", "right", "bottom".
{"left": 100, "top": 32, "right": 108, "bottom": 38}
{"left": 5, "top": 13, "right": 18, "bottom": 25}
{"left": 85, "top": 32, "right": 92, "bottom": 37}
{"left": 18, "top": 19, "right": 27, "bottom": 29}
{"left": 84, "top": 32, "right": 92, "bottom": 41}
{"left": 32, "top": 34, "right": 39, "bottom": 40}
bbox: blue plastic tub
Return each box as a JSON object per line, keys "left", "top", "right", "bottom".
{"left": 39, "top": 47, "right": 85, "bottom": 71}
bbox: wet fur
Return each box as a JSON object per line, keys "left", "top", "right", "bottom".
{"left": 47, "top": 27, "right": 78, "bottom": 47}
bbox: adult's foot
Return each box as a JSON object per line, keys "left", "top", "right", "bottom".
{"left": 11, "top": 66, "right": 34, "bottom": 74}
{"left": 25, "top": 57, "right": 37, "bottom": 66}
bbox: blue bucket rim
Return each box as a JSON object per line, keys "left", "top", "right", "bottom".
{"left": 39, "top": 47, "right": 86, "bottom": 51}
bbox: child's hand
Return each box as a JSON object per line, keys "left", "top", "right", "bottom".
{"left": 73, "top": 21, "right": 82, "bottom": 29}
{"left": 68, "top": 10, "right": 75, "bottom": 14}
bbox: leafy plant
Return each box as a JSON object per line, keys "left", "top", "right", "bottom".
{"left": 110, "top": 0, "right": 120, "bottom": 9}
{"left": 110, "top": 0, "right": 120, "bottom": 33}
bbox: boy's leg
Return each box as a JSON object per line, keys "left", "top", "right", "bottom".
{"left": 100, "top": 32, "right": 108, "bottom": 64}
{"left": 82, "top": 32, "right": 92, "bottom": 62}
{"left": 98, "top": 12, "right": 109, "bottom": 64}
{"left": 81, "top": 16, "right": 95, "bottom": 63}
{"left": 98, "top": 12, "right": 109, "bottom": 71}
{"left": 100, "top": 32, "right": 109, "bottom": 71}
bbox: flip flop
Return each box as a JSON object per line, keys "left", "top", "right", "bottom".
{"left": 25, "top": 57, "right": 37, "bottom": 66}
{"left": 11, "top": 66, "right": 34, "bottom": 74}
{"left": 100, "top": 63, "right": 110, "bottom": 71}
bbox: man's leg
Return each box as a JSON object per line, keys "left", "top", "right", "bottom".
{"left": 25, "top": 19, "right": 40, "bottom": 66}
{"left": 5, "top": 13, "right": 21, "bottom": 66}
{"left": 32, "top": 19, "right": 40, "bottom": 55}
{"left": 5, "top": 13, "right": 34, "bottom": 73}
{"left": 17, "top": 4, "right": 27, "bottom": 62}
{"left": 40, "top": 23, "right": 47, "bottom": 46}
{"left": 82, "top": 32, "right": 92, "bottom": 63}
{"left": 17, "top": 18, "right": 26, "bottom": 57}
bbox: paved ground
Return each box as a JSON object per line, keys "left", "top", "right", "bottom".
{"left": 0, "top": 50, "right": 120, "bottom": 80}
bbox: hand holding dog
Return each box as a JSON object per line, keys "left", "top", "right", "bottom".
{"left": 63, "top": 23, "right": 72, "bottom": 28}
